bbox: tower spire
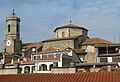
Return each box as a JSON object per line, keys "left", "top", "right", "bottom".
{"left": 11, "top": 9, "right": 16, "bottom": 16}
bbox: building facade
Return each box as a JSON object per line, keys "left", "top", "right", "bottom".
{"left": 1, "top": 11, "right": 120, "bottom": 74}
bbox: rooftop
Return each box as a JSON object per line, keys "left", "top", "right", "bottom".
{"left": 54, "top": 24, "right": 88, "bottom": 32}
{"left": 42, "top": 35, "right": 81, "bottom": 42}
{"left": 0, "top": 73, "right": 120, "bottom": 82}
{"left": 82, "top": 38, "right": 113, "bottom": 45}
{"left": 32, "top": 49, "right": 71, "bottom": 55}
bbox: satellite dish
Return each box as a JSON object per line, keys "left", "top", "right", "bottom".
{"left": 118, "top": 62, "right": 120, "bottom": 67}
{"left": 80, "top": 58, "right": 84, "bottom": 61}
{"left": 32, "top": 48, "right": 36, "bottom": 52}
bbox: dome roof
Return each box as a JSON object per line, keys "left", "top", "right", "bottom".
{"left": 54, "top": 24, "right": 88, "bottom": 32}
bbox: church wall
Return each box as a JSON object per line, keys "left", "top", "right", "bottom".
{"left": 4, "top": 14, "right": 21, "bottom": 54}
{"left": 55, "top": 28, "right": 69, "bottom": 38}
{"left": 4, "top": 39, "right": 15, "bottom": 53}
{"left": 43, "top": 40, "right": 74, "bottom": 51}
{"left": 55, "top": 28, "right": 88, "bottom": 38}
{"left": 74, "top": 35, "right": 87, "bottom": 49}
{"left": 6, "top": 20, "right": 20, "bottom": 35}
{"left": 14, "top": 39, "right": 22, "bottom": 53}
{"left": 69, "top": 28, "right": 83, "bottom": 36}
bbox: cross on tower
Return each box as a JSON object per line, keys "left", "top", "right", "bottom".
{"left": 12, "top": 9, "right": 16, "bottom": 16}
{"left": 70, "top": 20, "right": 72, "bottom": 23}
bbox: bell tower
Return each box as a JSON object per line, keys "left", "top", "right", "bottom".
{"left": 4, "top": 9, "right": 22, "bottom": 54}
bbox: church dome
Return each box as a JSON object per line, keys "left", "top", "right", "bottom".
{"left": 54, "top": 24, "right": 88, "bottom": 38}
{"left": 54, "top": 24, "right": 88, "bottom": 32}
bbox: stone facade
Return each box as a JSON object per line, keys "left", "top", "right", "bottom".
{"left": 82, "top": 45, "right": 98, "bottom": 63}
{"left": 4, "top": 12, "right": 22, "bottom": 54}
{"left": 43, "top": 35, "right": 87, "bottom": 51}
{"left": 43, "top": 24, "right": 88, "bottom": 51}
{"left": 54, "top": 24, "right": 88, "bottom": 38}
{"left": 43, "top": 39, "right": 75, "bottom": 51}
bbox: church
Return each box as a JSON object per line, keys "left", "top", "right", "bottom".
{"left": 0, "top": 10, "right": 120, "bottom": 74}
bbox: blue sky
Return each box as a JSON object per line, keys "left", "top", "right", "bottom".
{"left": 0, "top": 0, "right": 120, "bottom": 52}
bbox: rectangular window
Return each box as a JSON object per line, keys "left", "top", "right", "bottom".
{"left": 37, "top": 55, "right": 40, "bottom": 59}
{"left": 55, "top": 53, "right": 61, "bottom": 58}
{"left": 42, "top": 55, "right": 47, "bottom": 58}
{"left": 34, "top": 56, "right": 37, "bottom": 60}
{"left": 100, "top": 57, "right": 107, "bottom": 62}
{"left": 48, "top": 54, "right": 54, "bottom": 58}
{"left": 112, "top": 57, "right": 120, "bottom": 62}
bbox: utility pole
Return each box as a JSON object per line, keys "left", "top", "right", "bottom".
{"left": 114, "top": 35, "right": 116, "bottom": 43}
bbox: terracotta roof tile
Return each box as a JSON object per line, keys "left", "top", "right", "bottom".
{"left": 20, "top": 61, "right": 34, "bottom": 65}
{"left": 54, "top": 24, "right": 88, "bottom": 32}
{"left": 32, "top": 49, "right": 71, "bottom": 55}
{"left": 5, "top": 60, "right": 34, "bottom": 66}
{"left": 82, "top": 38, "right": 113, "bottom": 45}
{"left": 42, "top": 35, "right": 81, "bottom": 42}
{"left": 36, "top": 58, "right": 60, "bottom": 61}
{"left": 99, "top": 67, "right": 120, "bottom": 72}
{"left": 22, "top": 42, "right": 43, "bottom": 49}
{"left": 0, "top": 73, "right": 120, "bottom": 82}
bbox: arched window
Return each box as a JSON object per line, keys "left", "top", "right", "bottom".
{"left": 49, "top": 64, "right": 53, "bottom": 71}
{"left": 41, "top": 64, "right": 47, "bottom": 71}
{"left": 24, "top": 66, "right": 30, "bottom": 73}
{"left": 62, "top": 32, "right": 65, "bottom": 37}
{"left": 8, "top": 24, "right": 10, "bottom": 32}
{"left": 17, "top": 24, "right": 19, "bottom": 33}
{"left": 32, "top": 66, "right": 35, "bottom": 73}
{"left": 39, "top": 65, "right": 41, "bottom": 71}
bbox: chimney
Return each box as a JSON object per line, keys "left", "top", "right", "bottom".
{"left": 11, "top": 58, "right": 14, "bottom": 64}
{"left": 107, "top": 65, "right": 111, "bottom": 72}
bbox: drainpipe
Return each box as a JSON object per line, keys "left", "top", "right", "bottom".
{"left": 106, "top": 43, "right": 109, "bottom": 54}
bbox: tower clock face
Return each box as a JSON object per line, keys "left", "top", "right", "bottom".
{"left": 6, "top": 40, "right": 11, "bottom": 46}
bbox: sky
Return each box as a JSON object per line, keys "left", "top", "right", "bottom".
{"left": 0, "top": 0, "right": 120, "bottom": 52}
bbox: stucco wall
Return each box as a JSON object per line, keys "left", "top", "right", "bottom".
{"left": 51, "top": 67, "right": 76, "bottom": 73}
{"left": 84, "top": 46, "right": 98, "bottom": 63}
{"left": 0, "top": 69, "right": 19, "bottom": 74}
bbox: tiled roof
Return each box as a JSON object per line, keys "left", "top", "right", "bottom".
{"left": 32, "top": 49, "right": 71, "bottom": 55}
{"left": 54, "top": 24, "right": 88, "bottom": 32}
{"left": 42, "top": 35, "right": 81, "bottom": 42}
{"left": 0, "top": 73, "right": 120, "bottom": 82}
{"left": 5, "top": 60, "right": 34, "bottom": 66}
{"left": 99, "top": 66, "right": 120, "bottom": 72}
{"left": 22, "top": 42, "right": 43, "bottom": 49}
{"left": 36, "top": 58, "right": 60, "bottom": 61}
{"left": 82, "top": 38, "right": 113, "bottom": 45}
{"left": 76, "top": 62, "right": 118, "bottom": 67}
{"left": 73, "top": 49, "right": 86, "bottom": 54}
{"left": 98, "top": 54, "right": 120, "bottom": 57}
{"left": 20, "top": 61, "right": 34, "bottom": 65}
